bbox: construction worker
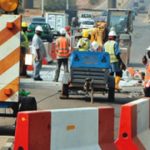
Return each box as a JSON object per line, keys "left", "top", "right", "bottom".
{"left": 20, "top": 21, "right": 29, "bottom": 77}
{"left": 53, "top": 28, "right": 70, "bottom": 82}
{"left": 103, "top": 30, "right": 126, "bottom": 91}
{"left": 142, "top": 46, "right": 150, "bottom": 96}
{"left": 76, "top": 30, "right": 90, "bottom": 51}
{"left": 32, "top": 25, "right": 46, "bottom": 81}
{"left": 90, "top": 41, "right": 100, "bottom": 52}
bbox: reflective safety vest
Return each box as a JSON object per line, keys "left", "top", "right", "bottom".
{"left": 78, "top": 38, "right": 90, "bottom": 51}
{"left": 144, "top": 63, "right": 150, "bottom": 88}
{"left": 104, "top": 40, "right": 118, "bottom": 63}
{"left": 56, "top": 37, "right": 70, "bottom": 58}
{"left": 21, "top": 31, "right": 29, "bottom": 50}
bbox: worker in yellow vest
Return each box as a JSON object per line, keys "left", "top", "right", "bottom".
{"left": 76, "top": 30, "right": 90, "bottom": 51}
{"left": 20, "top": 21, "right": 29, "bottom": 77}
{"left": 142, "top": 46, "right": 150, "bottom": 96}
{"left": 103, "top": 29, "right": 126, "bottom": 91}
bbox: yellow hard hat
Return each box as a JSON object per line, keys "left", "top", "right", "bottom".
{"left": 82, "top": 30, "right": 89, "bottom": 38}
{"left": 22, "top": 22, "right": 28, "bottom": 28}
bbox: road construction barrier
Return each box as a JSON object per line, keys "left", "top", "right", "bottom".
{"left": 49, "top": 41, "right": 57, "bottom": 60}
{"left": 0, "top": 15, "right": 21, "bottom": 102}
{"left": 115, "top": 98, "right": 150, "bottom": 150}
{"left": 14, "top": 107, "right": 117, "bottom": 150}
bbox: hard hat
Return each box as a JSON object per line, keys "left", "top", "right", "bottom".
{"left": 35, "top": 25, "right": 43, "bottom": 32}
{"left": 21, "top": 22, "right": 28, "bottom": 28}
{"left": 146, "top": 46, "right": 150, "bottom": 51}
{"left": 59, "top": 28, "right": 66, "bottom": 35}
{"left": 108, "top": 30, "right": 116, "bottom": 36}
{"left": 91, "top": 41, "right": 99, "bottom": 51}
{"left": 82, "top": 30, "right": 89, "bottom": 38}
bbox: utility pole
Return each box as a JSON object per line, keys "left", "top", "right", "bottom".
{"left": 66, "top": 0, "right": 69, "bottom": 10}
{"left": 108, "top": 0, "right": 116, "bottom": 8}
{"left": 41, "top": 0, "right": 44, "bottom": 16}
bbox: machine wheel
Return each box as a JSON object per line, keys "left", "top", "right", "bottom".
{"left": 107, "top": 76, "right": 115, "bottom": 102}
{"left": 19, "top": 96, "right": 37, "bottom": 111}
{"left": 108, "top": 88, "right": 115, "bottom": 102}
{"left": 144, "top": 87, "right": 150, "bottom": 97}
{"left": 60, "top": 84, "right": 69, "bottom": 99}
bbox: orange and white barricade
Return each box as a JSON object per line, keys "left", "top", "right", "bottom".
{"left": 0, "top": 15, "right": 21, "bottom": 102}
{"left": 115, "top": 98, "right": 150, "bottom": 150}
{"left": 14, "top": 107, "right": 117, "bottom": 150}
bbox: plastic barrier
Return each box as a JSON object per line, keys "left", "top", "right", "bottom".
{"left": 49, "top": 42, "right": 57, "bottom": 60}
{"left": 14, "top": 107, "right": 117, "bottom": 150}
{"left": 115, "top": 98, "right": 150, "bottom": 150}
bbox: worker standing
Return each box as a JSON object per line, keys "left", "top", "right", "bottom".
{"left": 103, "top": 30, "right": 126, "bottom": 91}
{"left": 31, "top": 25, "right": 46, "bottom": 81}
{"left": 20, "top": 22, "right": 29, "bottom": 77}
{"left": 53, "top": 28, "right": 70, "bottom": 82}
{"left": 76, "top": 30, "right": 90, "bottom": 51}
{"left": 142, "top": 46, "right": 150, "bottom": 96}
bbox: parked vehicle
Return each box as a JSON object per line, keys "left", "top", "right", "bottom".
{"left": 107, "top": 9, "right": 133, "bottom": 65}
{"left": 27, "top": 20, "right": 54, "bottom": 42}
{"left": 45, "top": 12, "right": 69, "bottom": 36}
{"left": 79, "top": 19, "right": 95, "bottom": 29}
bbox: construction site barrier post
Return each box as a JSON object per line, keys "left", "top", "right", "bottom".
{"left": 115, "top": 98, "right": 150, "bottom": 150}
{"left": 14, "top": 107, "right": 117, "bottom": 150}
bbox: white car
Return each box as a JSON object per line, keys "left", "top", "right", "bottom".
{"left": 80, "top": 20, "right": 95, "bottom": 29}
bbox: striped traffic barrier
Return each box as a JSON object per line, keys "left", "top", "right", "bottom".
{"left": 0, "top": 15, "right": 21, "bottom": 102}
{"left": 14, "top": 107, "right": 117, "bottom": 150}
{"left": 49, "top": 41, "right": 57, "bottom": 60}
{"left": 115, "top": 98, "right": 150, "bottom": 150}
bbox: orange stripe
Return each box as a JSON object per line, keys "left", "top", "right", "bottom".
{"left": 0, "top": 47, "right": 20, "bottom": 75}
{"left": 0, "top": 77, "right": 19, "bottom": 101}
{"left": 0, "top": 15, "right": 21, "bottom": 45}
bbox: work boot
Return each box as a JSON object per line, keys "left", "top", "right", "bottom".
{"left": 115, "top": 76, "right": 122, "bottom": 92}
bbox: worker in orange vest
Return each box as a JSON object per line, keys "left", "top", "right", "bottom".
{"left": 142, "top": 46, "right": 150, "bottom": 96}
{"left": 53, "top": 28, "right": 70, "bottom": 82}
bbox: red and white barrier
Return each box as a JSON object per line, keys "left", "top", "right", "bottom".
{"left": 115, "top": 98, "right": 150, "bottom": 150}
{"left": 14, "top": 107, "right": 117, "bottom": 150}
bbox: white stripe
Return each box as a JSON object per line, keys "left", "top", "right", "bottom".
{"left": 128, "top": 98, "right": 150, "bottom": 105}
{"left": 0, "top": 32, "right": 20, "bottom": 60}
{"left": 0, "top": 62, "right": 19, "bottom": 89}
{"left": 137, "top": 99, "right": 149, "bottom": 134}
{"left": 0, "top": 15, "right": 19, "bottom": 31}
{"left": 51, "top": 108, "right": 100, "bottom": 150}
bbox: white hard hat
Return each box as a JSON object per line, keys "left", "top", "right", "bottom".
{"left": 146, "top": 46, "right": 150, "bottom": 51}
{"left": 35, "top": 25, "right": 43, "bottom": 32}
{"left": 109, "top": 30, "right": 116, "bottom": 36}
{"left": 91, "top": 41, "right": 99, "bottom": 51}
{"left": 59, "top": 28, "right": 66, "bottom": 35}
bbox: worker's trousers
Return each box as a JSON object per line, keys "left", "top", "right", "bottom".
{"left": 33, "top": 60, "right": 42, "bottom": 78}
{"left": 54, "top": 58, "right": 69, "bottom": 81}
